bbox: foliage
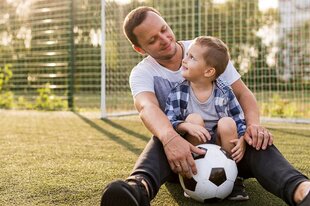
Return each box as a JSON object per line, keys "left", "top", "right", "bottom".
{"left": 260, "top": 94, "right": 299, "bottom": 118}
{"left": 16, "top": 96, "right": 33, "bottom": 110}
{"left": 35, "top": 83, "right": 68, "bottom": 111}
{"left": 0, "top": 64, "right": 14, "bottom": 109}
{"left": 276, "top": 21, "right": 310, "bottom": 82}
{"left": 0, "top": 91, "right": 14, "bottom": 109}
{"left": 0, "top": 63, "right": 67, "bottom": 110}
{"left": 0, "top": 64, "right": 13, "bottom": 91}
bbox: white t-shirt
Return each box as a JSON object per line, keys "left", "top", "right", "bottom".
{"left": 129, "top": 40, "right": 241, "bottom": 111}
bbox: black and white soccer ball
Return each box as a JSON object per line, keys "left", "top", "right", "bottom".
{"left": 179, "top": 144, "right": 238, "bottom": 203}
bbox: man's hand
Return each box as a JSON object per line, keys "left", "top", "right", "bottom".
{"left": 163, "top": 135, "right": 206, "bottom": 178}
{"left": 244, "top": 124, "right": 273, "bottom": 150}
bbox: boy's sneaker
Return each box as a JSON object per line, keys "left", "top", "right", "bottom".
{"left": 227, "top": 177, "right": 249, "bottom": 201}
{"left": 183, "top": 191, "right": 191, "bottom": 198}
{"left": 101, "top": 176, "right": 150, "bottom": 206}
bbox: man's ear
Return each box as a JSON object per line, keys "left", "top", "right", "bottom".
{"left": 204, "top": 67, "right": 216, "bottom": 78}
{"left": 132, "top": 45, "right": 146, "bottom": 55}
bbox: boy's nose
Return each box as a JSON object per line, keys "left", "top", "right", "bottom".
{"left": 182, "top": 57, "right": 188, "bottom": 64}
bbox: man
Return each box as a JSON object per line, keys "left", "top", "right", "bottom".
{"left": 101, "top": 6, "right": 310, "bottom": 206}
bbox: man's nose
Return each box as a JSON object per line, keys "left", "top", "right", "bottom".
{"left": 159, "top": 33, "right": 169, "bottom": 44}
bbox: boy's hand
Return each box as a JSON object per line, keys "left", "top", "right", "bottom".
{"left": 230, "top": 136, "right": 246, "bottom": 163}
{"left": 183, "top": 123, "right": 211, "bottom": 143}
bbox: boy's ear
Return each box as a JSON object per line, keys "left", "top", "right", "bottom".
{"left": 132, "top": 45, "right": 146, "bottom": 55}
{"left": 204, "top": 67, "right": 216, "bottom": 78}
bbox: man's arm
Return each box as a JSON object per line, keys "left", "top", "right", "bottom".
{"left": 134, "top": 91, "right": 177, "bottom": 142}
{"left": 134, "top": 91, "right": 205, "bottom": 178}
{"left": 226, "top": 88, "right": 246, "bottom": 138}
{"left": 231, "top": 79, "right": 273, "bottom": 150}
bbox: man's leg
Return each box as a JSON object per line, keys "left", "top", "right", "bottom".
{"left": 101, "top": 136, "right": 174, "bottom": 205}
{"left": 130, "top": 136, "right": 175, "bottom": 199}
{"left": 237, "top": 144, "right": 309, "bottom": 206}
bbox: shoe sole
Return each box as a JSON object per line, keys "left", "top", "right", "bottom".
{"left": 101, "top": 180, "right": 139, "bottom": 206}
{"left": 183, "top": 191, "right": 191, "bottom": 198}
{"left": 227, "top": 195, "right": 249, "bottom": 201}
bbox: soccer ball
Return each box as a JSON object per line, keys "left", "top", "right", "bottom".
{"left": 179, "top": 144, "right": 238, "bottom": 203}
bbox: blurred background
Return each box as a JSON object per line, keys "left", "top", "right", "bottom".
{"left": 0, "top": 0, "right": 309, "bottom": 119}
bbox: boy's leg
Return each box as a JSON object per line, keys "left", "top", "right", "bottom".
{"left": 215, "top": 117, "right": 249, "bottom": 201}
{"left": 238, "top": 144, "right": 309, "bottom": 206}
{"left": 101, "top": 136, "right": 175, "bottom": 205}
{"left": 216, "top": 117, "right": 237, "bottom": 155}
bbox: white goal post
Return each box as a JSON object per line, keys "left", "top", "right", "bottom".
{"left": 100, "top": 0, "right": 106, "bottom": 119}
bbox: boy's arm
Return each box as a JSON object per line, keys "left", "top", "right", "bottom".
{"left": 164, "top": 92, "right": 185, "bottom": 130}
{"left": 231, "top": 79, "right": 273, "bottom": 150}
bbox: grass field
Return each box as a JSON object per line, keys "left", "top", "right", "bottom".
{"left": 0, "top": 110, "right": 309, "bottom": 206}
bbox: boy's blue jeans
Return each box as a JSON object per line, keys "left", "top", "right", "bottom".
{"left": 130, "top": 136, "right": 308, "bottom": 206}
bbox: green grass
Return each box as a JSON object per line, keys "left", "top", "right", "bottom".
{"left": 0, "top": 110, "right": 309, "bottom": 206}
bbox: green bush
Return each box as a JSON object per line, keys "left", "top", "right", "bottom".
{"left": 0, "top": 64, "right": 14, "bottom": 109}
{"left": 16, "top": 96, "right": 33, "bottom": 110}
{"left": 0, "top": 91, "right": 14, "bottom": 109}
{"left": 261, "top": 94, "right": 299, "bottom": 118}
{"left": 35, "top": 83, "right": 67, "bottom": 111}
{"left": 0, "top": 64, "right": 13, "bottom": 91}
{"left": 0, "top": 63, "right": 68, "bottom": 111}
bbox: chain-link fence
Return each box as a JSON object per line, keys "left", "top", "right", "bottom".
{"left": 0, "top": 0, "right": 309, "bottom": 118}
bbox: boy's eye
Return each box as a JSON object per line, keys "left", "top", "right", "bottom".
{"left": 189, "top": 54, "right": 195, "bottom": 60}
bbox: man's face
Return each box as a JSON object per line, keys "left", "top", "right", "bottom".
{"left": 133, "top": 11, "right": 177, "bottom": 61}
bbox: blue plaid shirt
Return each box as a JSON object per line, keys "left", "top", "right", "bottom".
{"left": 165, "top": 79, "right": 246, "bottom": 138}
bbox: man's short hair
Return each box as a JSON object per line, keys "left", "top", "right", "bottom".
{"left": 123, "top": 6, "right": 161, "bottom": 46}
{"left": 194, "top": 36, "right": 230, "bottom": 78}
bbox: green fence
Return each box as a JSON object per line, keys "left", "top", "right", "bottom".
{"left": 0, "top": 0, "right": 309, "bottom": 118}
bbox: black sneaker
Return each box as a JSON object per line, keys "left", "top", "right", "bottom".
{"left": 101, "top": 177, "right": 150, "bottom": 206}
{"left": 227, "top": 177, "right": 249, "bottom": 201}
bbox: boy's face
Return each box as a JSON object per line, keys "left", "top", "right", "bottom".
{"left": 132, "top": 11, "right": 178, "bottom": 61}
{"left": 181, "top": 43, "right": 208, "bottom": 81}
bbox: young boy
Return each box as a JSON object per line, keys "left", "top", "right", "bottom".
{"left": 165, "top": 36, "right": 246, "bottom": 160}
{"left": 165, "top": 36, "right": 248, "bottom": 199}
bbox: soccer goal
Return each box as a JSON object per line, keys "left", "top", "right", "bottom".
{"left": 101, "top": 0, "right": 309, "bottom": 120}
